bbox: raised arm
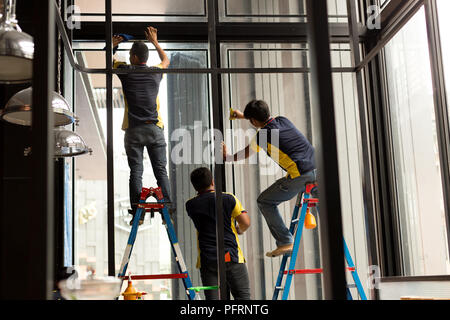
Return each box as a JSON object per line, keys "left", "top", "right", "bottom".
{"left": 145, "top": 26, "right": 170, "bottom": 69}
{"left": 222, "top": 143, "right": 253, "bottom": 162}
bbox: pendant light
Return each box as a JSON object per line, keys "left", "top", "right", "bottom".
{"left": 54, "top": 128, "right": 92, "bottom": 158}
{"left": 0, "top": 0, "right": 34, "bottom": 83}
{"left": 0, "top": 86, "right": 78, "bottom": 126}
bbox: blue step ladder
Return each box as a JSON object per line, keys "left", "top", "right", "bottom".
{"left": 116, "top": 186, "right": 197, "bottom": 300}
{"left": 272, "top": 183, "right": 367, "bottom": 300}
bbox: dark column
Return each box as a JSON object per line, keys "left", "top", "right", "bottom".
{"left": 306, "top": 0, "right": 347, "bottom": 300}
{"left": 105, "top": 0, "right": 115, "bottom": 277}
{"left": 207, "top": 0, "right": 227, "bottom": 299}
{"left": 29, "top": 0, "right": 55, "bottom": 299}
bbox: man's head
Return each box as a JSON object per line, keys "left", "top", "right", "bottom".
{"left": 243, "top": 100, "right": 271, "bottom": 128}
{"left": 190, "top": 167, "right": 214, "bottom": 193}
{"left": 129, "top": 41, "right": 149, "bottom": 65}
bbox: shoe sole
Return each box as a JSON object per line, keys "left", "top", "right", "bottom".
{"left": 266, "top": 249, "right": 293, "bottom": 258}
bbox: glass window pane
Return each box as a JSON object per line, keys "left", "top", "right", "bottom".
{"left": 74, "top": 73, "right": 109, "bottom": 279}
{"left": 219, "top": 0, "right": 348, "bottom": 22}
{"left": 437, "top": 0, "right": 450, "bottom": 130}
{"left": 72, "top": 43, "right": 210, "bottom": 299}
{"left": 220, "top": 43, "right": 369, "bottom": 299}
{"left": 384, "top": 7, "right": 450, "bottom": 276}
{"left": 73, "top": 0, "right": 206, "bottom": 22}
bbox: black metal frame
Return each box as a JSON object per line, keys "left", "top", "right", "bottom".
{"left": 51, "top": 0, "right": 450, "bottom": 300}
{"left": 30, "top": 0, "right": 56, "bottom": 299}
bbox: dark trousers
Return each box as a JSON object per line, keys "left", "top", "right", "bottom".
{"left": 200, "top": 260, "right": 251, "bottom": 300}
{"left": 124, "top": 123, "right": 171, "bottom": 212}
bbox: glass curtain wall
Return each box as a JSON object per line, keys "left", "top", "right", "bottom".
{"left": 67, "top": 0, "right": 372, "bottom": 300}
{"left": 383, "top": 7, "right": 450, "bottom": 276}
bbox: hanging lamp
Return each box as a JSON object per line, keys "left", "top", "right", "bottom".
{"left": 0, "top": 86, "right": 78, "bottom": 126}
{"left": 0, "top": 0, "right": 34, "bottom": 83}
{"left": 54, "top": 128, "right": 92, "bottom": 157}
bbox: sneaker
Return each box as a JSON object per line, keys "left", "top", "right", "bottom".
{"left": 265, "top": 244, "right": 294, "bottom": 258}
{"left": 129, "top": 209, "right": 145, "bottom": 226}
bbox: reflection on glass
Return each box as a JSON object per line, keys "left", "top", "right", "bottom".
{"left": 384, "top": 8, "right": 450, "bottom": 276}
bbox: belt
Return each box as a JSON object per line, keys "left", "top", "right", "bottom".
{"left": 144, "top": 120, "right": 158, "bottom": 124}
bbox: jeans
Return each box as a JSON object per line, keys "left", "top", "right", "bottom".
{"left": 200, "top": 260, "right": 251, "bottom": 300}
{"left": 257, "top": 169, "right": 317, "bottom": 247}
{"left": 124, "top": 123, "right": 171, "bottom": 212}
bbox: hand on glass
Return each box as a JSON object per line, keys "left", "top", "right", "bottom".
{"left": 112, "top": 35, "right": 123, "bottom": 48}
{"left": 145, "top": 26, "right": 158, "bottom": 44}
{"left": 230, "top": 108, "right": 244, "bottom": 120}
{"left": 222, "top": 141, "right": 228, "bottom": 162}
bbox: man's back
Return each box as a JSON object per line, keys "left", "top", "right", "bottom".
{"left": 115, "top": 63, "right": 163, "bottom": 129}
{"left": 186, "top": 191, "right": 246, "bottom": 267}
{"left": 252, "top": 116, "right": 316, "bottom": 178}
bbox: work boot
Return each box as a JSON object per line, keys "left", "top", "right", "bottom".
{"left": 129, "top": 209, "right": 145, "bottom": 226}
{"left": 266, "top": 244, "right": 294, "bottom": 258}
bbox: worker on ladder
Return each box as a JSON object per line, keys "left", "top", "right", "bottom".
{"left": 111, "top": 26, "right": 172, "bottom": 226}
{"left": 186, "top": 167, "right": 251, "bottom": 300}
{"left": 223, "top": 99, "right": 317, "bottom": 258}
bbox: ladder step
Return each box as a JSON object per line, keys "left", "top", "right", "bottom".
{"left": 275, "top": 286, "right": 284, "bottom": 290}
{"left": 119, "top": 273, "right": 187, "bottom": 280}
{"left": 347, "top": 284, "right": 357, "bottom": 288}
{"left": 283, "top": 267, "right": 356, "bottom": 275}
{"left": 291, "top": 218, "right": 299, "bottom": 224}
{"left": 284, "top": 268, "right": 323, "bottom": 274}
{"left": 188, "top": 286, "right": 219, "bottom": 292}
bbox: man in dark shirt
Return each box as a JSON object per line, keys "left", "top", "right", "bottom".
{"left": 223, "top": 100, "right": 317, "bottom": 258}
{"left": 186, "top": 167, "right": 251, "bottom": 300}
{"left": 112, "top": 27, "right": 171, "bottom": 225}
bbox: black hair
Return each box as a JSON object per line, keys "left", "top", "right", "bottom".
{"left": 130, "top": 41, "right": 149, "bottom": 63}
{"left": 243, "top": 100, "right": 271, "bottom": 122}
{"left": 190, "top": 167, "right": 213, "bottom": 192}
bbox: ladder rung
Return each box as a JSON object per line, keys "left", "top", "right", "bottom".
{"left": 291, "top": 218, "right": 300, "bottom": 224}
{"left": 284, "top": 268, "right": 323, "bottom": 274}
{"left": 283, "top": 267, "right": 356, "bottom": 275}
{"left": 119, "top": 273, "right": 187, "bottom": 280}
{"left": 275, "top": 286, "right": 284, "bottom": 290}
{"left": 188, "top": 286, "right": 219, "bottom": 292}
{"left": 347, "top": 284, "right": 357, "bottom": 288}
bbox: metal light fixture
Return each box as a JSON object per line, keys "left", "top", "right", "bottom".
{"left": 54, "top": 128, "right": 92, "bottom": 157}
{"left": 0, "top": 0, "right": 34, "bottom": 83}
{"left": 0, "top": 87, "right": 78, "bottom": 126}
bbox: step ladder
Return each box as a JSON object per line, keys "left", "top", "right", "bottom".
{"left": 116, "top": 186, "right": 198, "bottom": 300}
{"left": 272, "top": 182, "right": 367, "bottom": 300}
